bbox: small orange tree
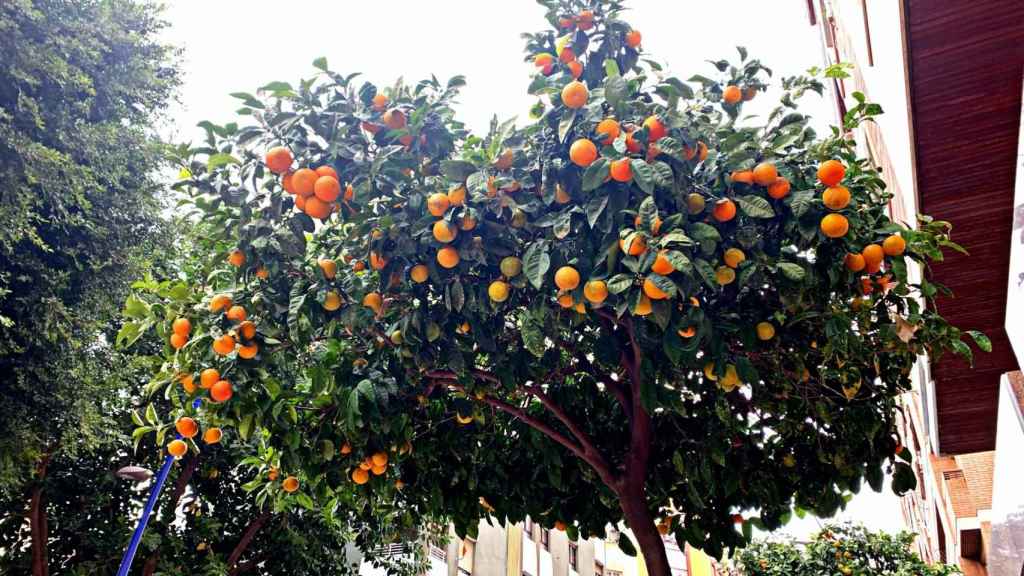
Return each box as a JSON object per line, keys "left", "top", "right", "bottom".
{"left": 123, "top": 0, "right": 988, "bottom": 573}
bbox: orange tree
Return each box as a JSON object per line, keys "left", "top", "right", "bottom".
{"left": 122, "top": 1, "right": 988, "bottom": 573}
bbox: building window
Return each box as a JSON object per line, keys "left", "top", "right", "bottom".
{"left": 540, "top": 528, "right": 550, "bottom": 550}
{"left": 569, "top": 542, "right": 578, "bottom": 571}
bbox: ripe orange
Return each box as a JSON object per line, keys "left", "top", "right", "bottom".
{"left": 883, "top": 234, "right": 906, "bottom": 256}
{"left": 173, "top": 317, "right": 191, "bottom": 336}
{"left": 210, "top": 294, "right": 232, "bottom": 313}
{"left": 437, "top": 246, "right": 460, "bottom": 269}
{"left": 180, "top": 374, "right": 196, "bottom": 394}
{"left": 752, "top": 162, "right": 778, "bottom": 186}
{"left": 817, "top": 159, "right": 846, "bottom": 186}
{"left": 634, "top": 294, "right": 653, "bottom": 316}
{"left": 292, "top": 168, "right": 318, "bottom": 196}
{"left": 410, "top": 264, "right": 430, "bottom": 282}
{"left": 634, "top": 215, "right": 662, "bottom": 235}
{"left": 723, "top": 248, "right": 745, "bottom": 269}
{"left": 577, "top": 10, "right": 595, "bottom": 29}
{"left": 371, "top": 93, "right": 389, "bottom": 111}
{"left": 318, "top": 258, "right": 337, "bottom": 279}
{"left": 200, "top": 368, "right": 220, "bottom": 389}
{"left": 822, "top": 186, "right": 851, "bottom": 210}
{"left": 643, "top": 277, "right": 669, "bottom": 300}
{"left": 558, "top": 47, "right": 576, "bottom": 64}
{"left": 569, "top": 138, "right": 598, "bottom": 167}
{"left": 362, "top": 292, "right": 383, "bottom": 312}
{"left": 651, "top": 250, "right": 674, "bottom": 275}
{"left": 212, "top": 334, "right": 234, "bottom": 356}
{"left": 716, "top": 266, "right": 736, "bottom": 285}
{"left": 170, "top": 333, "right": 187, "bottom": 350}
{"left": 228, "top": 249, "right": 246, "bottom": 267}
{"left": 596, "top": 118, "right": 621, "bottom": 144}
{"left": 561, "top": 81, "right": 589, "bottom": 109}
{"left": 176, "top": 417, "right": 199, "bottom": 438}
{"left": 767, "top": 177, "right": 791, "bottom": 199}
{"left": 862, "top": 244, "right": 884, "bottom": 268}
{"left": 304, "top": 197, "right": 332, "bottom": 220}
{"left": 447, "top": 185, "right": 467, "bottom": 206}
{"left": 684, "top": 141, "right": 709, "bottom": 162}
{"left": 323, "top": 291, "right": 342, "bottom": 311}
{"left": 820, "top": 213, "right": 849, "bottom": 238}
{"left": 313, "top": 176, "right": 341, "bottom": 202}
{"left": 370, "top": 252, "right": 387, "bottom": 270}
{"left": 427, "top": 192, "right": 450, "bottom": 216}
{"left": 844, "top": 253, "right": 866, "bottom": 272}
{"left": 678, "top": 326, "right": 696, "bottom": 338}
{"left": 534, "top": 53, "right": 555, "bottom": 75}
{"left": 315, "top": 165, "right": 338, "bottom": 180}
{"left": 583, "top": 280, "right": 608, "bottom": 304}
{"left": 559, "top": 16, "right": 575, "bottom": 29}
{"left": 167, "top": 439, "right": 188, "bottom": 458}
{"left": 756, "top": 322, "right": 776, "bottom": 340}
{"left": 203, "top": 427, "right": 222, "bottom": 444}
{"left": 723, "top": 85, "right": 742, "bottom": 105}
{"left": 730, "top": 170, "right": 754, "bottom": 184}
{"left": 238, "top": 320, "right": 257, "bottom": 340}
{"left": 294, "top": 194, "right": 306, "bottom": 211}
{"left": 643, "top": 116, "right": 666, "bottom": 142}
{"left": 619, "top": 234, "right": 647, "bottom": 256}
{"left": 383, "top": 108, "right": 406, "bottom": 130}
{"left": 557, "top": 293, "right": 574, "bottom": 308}
{"left": 226, "top": 305, "right": 246, "bottom": 322}
{"left": 488, "top": 280, "right": 510, "bottom": 303}
{"left": 282, "top": 172, "right": 296, "bottom": 194}
{"left": 352, "top": 468, "right": 369, "bottom": 485}
{"left": 712, "top": 199, "right": 737, "bottom": 222}
{"left": 625, "top": 129, "right": 642, "bottom": 153}
{"left": 610, "top": 158, "right": 633, "bottom": 182}
{"left": 255, "top": 266, "right": 269, "bottom": 279}
{"left": 567, "top": 60, "right": 583, "bottom": 79}
{"left": 344, "top": 183, "right": 354, "bottom": 202}
{"left": 554, "top": 266, "right": 581, "bottom": 290}
{"left": 372, "top": 452, "right": 388, "bottom": 467}
{"left": 282, "top": 476, "right": 299, "bottom": 493}
{"left": 265, "top": 147, "right": 293, "bottom": 174}
{"left": 432, "top": 220, "right": 458, "bottom": 243}
{"left": 625, "top": 29, "right": 642, "bottom": 48}
{"left": 210, "top": 379, "right": 233, "bottom": 403}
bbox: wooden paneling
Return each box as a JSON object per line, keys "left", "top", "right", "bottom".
{"left": 906, "top": 0, "right": 1024, "bottom": 454}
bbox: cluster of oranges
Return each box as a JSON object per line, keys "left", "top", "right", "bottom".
{"left": 721, "top": 84, "right": 759, "bottom": 106}
{"left": 349, "top": 450, "right": 390, "bottom": 485}
{"left": 208, "top": 292, "right": 259, "bottom": 360}
{"left": 169, "top": 316, "right": 191, "bottom": 350}
{"left": 166, "top": 416, "right": 223, "bottom": 458}
{"left": 265, "top": 146, "right": 351, "bottom": 220}
{"left": 816, "top": 160, "right": 851, "bottom": 238}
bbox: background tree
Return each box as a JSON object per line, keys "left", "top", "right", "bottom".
{"left": 732, "top": 523, "right": 960, "bottom": 575}
{"left": 123, "top": 0, "right": 988, "bottom": 574}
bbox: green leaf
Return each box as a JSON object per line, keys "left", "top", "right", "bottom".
{"left": 647, "top": 274, "right": 677, "bottom": 298}
{"left": 239, "top": 414, "right": 253, "bottom": 440}
{"left": 967, "top": 330, "right": 991, "bottom": 353}
{"left": 145, "top": 403, "right": 158, "bottom": 426}
{"left": 585, "top": 194, "right": 609, "bottom": 228}
{"left": 582, "top": 158, "right": 610, "bottom": 191}
{"left": 520, "top": 310, "right": 546, "bottom": 358}
{"left": 287, "top": 281, "right": 307, "bottom": 343}
{"left": 558, "top": 109, "right": 577, "bottom": 143}
{"left": 123, "top": 294, "right": 150, "bottom": 319}
{"left": 788, "top": 190, "right": 815, "bottom": 217}
{"left": 777, "top": 262, "right": 806, "bottom": 281}
{"left": 618, "top": 534, "right": 638, "bottom": 557}
{"left": 207, "top": 153, "right": 241, "bottom": 170}
{"left": 605, "top": 76, "right": 629, "bottom": 117}
{"left": 440, "top": 161, "right": 477, "bottom": 182}
{"left": 736, "top": 195, "right": 775, "bottom": 218}
{"left": 688, "top": 222, "right": 721, "bottom": 244}
{"left": 294, "top": 493, "right": 315, "bottom": 510}
{"left": 664, "top": 251, "right": 693, "bottom": 275}
{"left": 694, "top": 259, "right": 718, "bottom": 288}
{"left": 312, "top": 56, "right": 328, "bottom": 71}
{"left": 607, "top": 274, "right": 633, "bottom": 294}
{"left": 603, "top": 59, "right": 621, "bottom": 78}
{"left": 523, "top": 241, "right": 551, "bottom": 290}
{"left": 631, "top": 159, "right": 656, "bottom": 195}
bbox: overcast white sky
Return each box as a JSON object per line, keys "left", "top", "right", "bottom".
{"left": 159, "top": 0, "right": 903, "bottom": 539}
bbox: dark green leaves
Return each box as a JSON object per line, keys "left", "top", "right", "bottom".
{"left": 966, "top": 330, "right": 992, "bottom": 353}
{"left": 736, "top": 195, "right": 774, "bottom": 218}
{"left": 776, "top": 262, "right": 806, "bottom": 281}
{"left": 582, "top": 158, "right": 610, "bottom": 191}
{"left": 523, "top": 241, "right": 551, "bottom": 289}
{"left": 440, "top": 160, "right": 477, "bottom": 182}
{"left": 631, "top": 159, "right": 656, "bottom": 194}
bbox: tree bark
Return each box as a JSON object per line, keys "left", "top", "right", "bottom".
{"left": 620, "top": 486, "right": 672, "bottom": 576}
{"left": 29, "top": 447, "right": 57, "bottom": 576}
{"left": 226, "top": 511, "right": 271, "bottom": 573}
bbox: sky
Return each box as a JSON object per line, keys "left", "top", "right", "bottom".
{"left": 158, "top": 0, "right": 903, "bottom": 540}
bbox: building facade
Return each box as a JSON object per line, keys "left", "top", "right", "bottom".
{"left": 809, "top": 1, "right": 1023, "bottom": 575}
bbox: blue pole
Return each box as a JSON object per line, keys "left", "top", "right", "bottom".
{"left": 115, "top": 451, "right": 175, "bottom": 576}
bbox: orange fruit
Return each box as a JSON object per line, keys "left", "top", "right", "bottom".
{"left": 282, "top": 172, "right": 296, "bottom": 194}
{"left": 577, "top": 10, "right": 595, "bottom": 29}
{"left": 427, "top": 192, "right": 450, "bottom": 216}
{"left": 862, "top": 244, "right": 884, "bottom": 267}
{"left": 255, "top": 266, "right": 269, "bottom": 279}
{"left": 200, "top": 368, "right": 220, "bottom": 389}
{"left": 340, "top": 442, "right": 353, "bottom": 455}
{"left": 432, "top": 220, "right": 458, "bottom": 243}
{"left": 554, "top": 266, "right": 581, "bottom": 290}
{"left": 767, "top": 177, "right": 791, "bottom": 199}
{"left": 817, "top": 160, "right": 846, "bottom": 186}
{"left": 344, "top": 183, "right": 354, "bottom": 202}
{"left": 567, "top": 60, "right": 583, "bottom": 79}
{"left": 228, "top": 249, "right": 246, "bottom": 267}
{"left": 583, "top": 280, "right": 608, "bottom": 304}
{"left": 678, "top": 326, "right": 696, "bottom": 338}
{"left": 883, "top": 234, "right": 906, "bottom": 256}
{"left": 557, "top": 293, "right": 575, "bottom": 308}
{"left": 643, "top": 116, "right": 666, "bottom": 142}
{"left": 203, "top": 427, "right": 222, "bottom": 444}
{"left": 209, "top": 294, "right": 232, "bottom": 313}
{"left": 267, "top": 467, "right": 279, "bottom": 481}
{"left": 265, "top": 147, "right": 293, "bottom": 174}
{"left": 713, "top": 199, "right": 737, "bottom": 222}
{"left": 175, "top": 417, "right": 199, "bottom": 438}
{"left": 625, "top": 29, "right": 642, "bottom": 48}
{"left": 323, "top": 291, "right": 342, "bottom": 311}
{"left": 372, "top": 452, "right": 388, "bottom": 467}
{"left": 555, "top": 184, "right": 571, "bottom": 204}
{"left": 180, "top": 374, "right": 196, "bottom": 394}
{"left": 625, "top": 129, "right": 641, "bottom": 153}
{"left": 294, "top": 194, "right": 306, "bottom": 211}
{"left": 170, "top": 333, "right": 187, "bottom": 350}
{"left": 352, "top": 468, "right": 369, "bottom": 485}
{"left": 172, "top": 317, "right": 191, "bottom": 336}
{"left": 822, "top": 186, "right": 850, "bottom": 210}
{"left": 723, "top": 85, "right": 742, "bottom": 105}
{"left": 743, "top": 87, "right": 758, "bottom": 101}
{"left": 370, "top": 252, "right": 387, "bottom": 270}
{"left": 226, "top": 305, "right": 246, "bottom": 322}
{"left": 558, "top": 47, "right": 576, "bottom": 64}
{"left": 756, "top": 322, "right": 775, "bottom": 340}
{"left": 569, "top": 138, "right": 598, "bottom": 167}
{"left": 651, "top": 250, "right": 674, "bottom": 275}
{"left": 167, "top": 439, "right": 187, "bottom": 458}
{"left": 210, "top": 379, "right": 233, "bottom": 403}
{"left": 752, "top": 162, "right": 778, "bottom": 186}
{"left": 282, "top": 476, "right": 299, "bottom": 493}
{"left": 292, "top": 168, "right": 318, "bottom": 196}
{"left": 488, "top": 280, "right": 510, "bottom": 303}
{"left": 610, "top": 158, "right": 633, "bottom": 182}
{"left": 315, "top": 165, "right": 338, "bottom": 180}
{"left": 634, "top": 215, "right": 662, "bottom": 235}
{"left": 643, "top": 277, "right": 669, "bottom": 300}
{"left": 634, "top": 294, "right": 653, "bottom": 316}
{"left": 410, "top": 264, "right": 429, "bottom": 282}
{"left": 596, "top": 118, "right": 621, "bottom": 145}
{"left": 362, "top": 292, "right": 383, "bottom": 312}
{"left": 561, "top": 81, "right": 589, "bottom": 109}
{"left": 318, "top": 258, "right": 337, "bottom": 279}
{"left": 844, "top": 253, "right": 866, "bottom": 272}
{"left": 716, "top": 266, "right": 736, "bottom": 285}
{"left": 436, "top": 246, "right": 460, "bottom": 269}
{"left": 238, "top": 342, "right": 258, "bottom": 359}
{"left": 371, "top": 93, "right": 388, "bottom": 111}
{"left": 619, "top": 234, "right": 647, "bottom": 256}
{"left": 730, "top": 170, "right": 754, "bottom": 184}
{"left": 820, "top": 213, "right": 849, "bottom": 238}
{"left": 383, "top": 108, "right": 406, "bottom": 130}
{"left": 723, "top": 248, "right": 745, "bottom": 269}
{"left": 447, "top": 185, "right": 467, "bottom": 206}
{"left": 304, "top": 196, "right": 332, "bottom": 220}
{"left": 212, "top": 334, "right": 235, "bottom": 356}
{"left": 534, "top": 53, "right": 555, "bottom": 75}
{"left": 313, "top": 176, "right": 341, "bottom": 202}
{"left": 559, "top": 16, "right": 575, "bottom": 29}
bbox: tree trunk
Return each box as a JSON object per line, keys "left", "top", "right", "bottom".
{"left": 30, "top": 485, "right": 48, "bottom": 576}
{"left": 620, "top": 486, "right": 671, "bottom": 576}
{"left": 226, "top": 511, "right": 271, "bottom": 573}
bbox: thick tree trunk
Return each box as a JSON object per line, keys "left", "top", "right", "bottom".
{"left": 226, "top": 511, "right": 271, "bottom": 574}
{"left": 30, "top": 485, "right": 48, "bottom": 576}
{"left": 620, "top": 487, "right": 671, "bottom": 576}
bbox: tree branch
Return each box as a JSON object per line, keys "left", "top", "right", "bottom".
{"left": 226, "top": 511, "right": 272, "bottom": 571}
{"left": 621, "top": 316, "right": 652, "bottom": 489}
